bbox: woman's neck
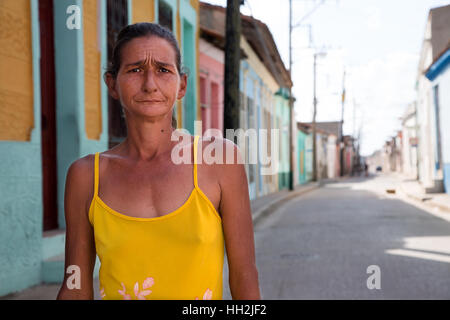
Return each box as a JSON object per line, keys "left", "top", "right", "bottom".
{"left": 121, "top": 115, "right": 176, "bottom": 162}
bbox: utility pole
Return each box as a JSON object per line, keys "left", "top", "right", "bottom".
{"left": 339, "top": 69, "right": 346, "bottom": 176}
{"left": 352, "top": 98, "right": 357, "bottom": 175}
{"left": 224, "top": 0, "right": 242, "bottom": 136}
{"left": 312, "top": 53, "right": 318, "bottom": 181}
{"left": 312, "top": 51, "right": 327, "bottom": 182}
{"left": 289, "top": 0, "right": 330, "bottom": 184}
{"left": 289, "top": 0, "right": 294, "bottom": 190}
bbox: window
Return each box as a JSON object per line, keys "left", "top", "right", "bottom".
{"left": 240, "top": 92, "right": 245, "bottom": 110}
{"left": 158, "top": 0, "right": 173, "bottom": 31}
{"left": 239, "top": 92, "right": 246, "bottom": 129}
{"left": 278, "top": 117, "right": 282, "bottom": 162}
{"left": 247, "top": 97, "right": 254, "bottom": 129}
{"left": 210, "top": 82, "right": 219, "bottom": 129}
{"left": 107, "top": 0, "right": 129, "bottom": 148}
{"left": 200, "top": 77, "right": 208, "bottom": 108}
{"left": 433, "top": 85, "right": 442, "bottom": 170}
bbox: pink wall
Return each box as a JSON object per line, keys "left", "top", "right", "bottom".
{"left": 335, "top": 145, "right": 341, "bottom": 178}
{"left": 199, "top": 49, "right": 224, "bottom": 135}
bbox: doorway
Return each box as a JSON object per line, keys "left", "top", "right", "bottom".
{"left": 39, "top": 0, "right": 58, "bottom": 231}
{"left": 107, "top": 0, "right": 129, "bottom": 148}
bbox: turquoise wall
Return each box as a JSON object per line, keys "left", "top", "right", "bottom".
{"left": 305, "top": 133, "right": 313, "bottom": 181}
{"left": 275, "top": 89, "right": 290, "bottom": 190}
{"left": 297, "top": 129, "right": 307, "bottom": 184}
{"left": 54, "top": 0, "right": 109, "bottom": 229}
{"left": 180, "top": 0, "right": 197, "bottom": 134}
{"left": 0, "top": 0, "right": 43, "bottom": 296}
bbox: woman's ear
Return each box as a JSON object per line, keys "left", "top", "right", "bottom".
{"left": 177, "top": 73, "right": 187, "bottom": 100}
{"left": 104, "top": 73, "right": 120, "bottom": 100}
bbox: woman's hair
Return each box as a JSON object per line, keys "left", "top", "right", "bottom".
{"left": 105, "top": 22, "right": 185, "bottom": 128}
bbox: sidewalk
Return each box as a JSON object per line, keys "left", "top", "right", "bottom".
{"left": 396, "top": 174, "right": 450, "bottom": 214}
{"left": 251, "top": 181, "right": 322, "bottom": 225}
{"left": 2, "top": 181, "right": 322, "bottom": 300}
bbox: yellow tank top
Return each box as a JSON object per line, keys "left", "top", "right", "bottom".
{"left": 88, "top": 135, "right": 224, "bottom": 300}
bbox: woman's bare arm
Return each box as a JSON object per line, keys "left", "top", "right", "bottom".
{"left": 56, "top": 156, "right": 97, "bottom": 299}
{"left": 218, "top": 140, "right": 261, "bottom": 300}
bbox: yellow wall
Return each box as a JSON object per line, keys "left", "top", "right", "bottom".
{"left": 84, "top": 0, "right": 102, "bottom": 140}
{"left": 0, "top": 0, "right": 34, "bottom": 141}
{"left": 132, "top": 0, "right": 155, "bottom": 23}
{"left": 240, "top": 37, "right": 278, "bottom": 93}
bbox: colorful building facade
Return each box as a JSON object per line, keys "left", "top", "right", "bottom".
{"left": 0, "top": 0, "right": 200, "bottom": 297}
{"left": 297, "top": 124, "right": 311, "bottom": 185}
{"left": 425, "top": 46, "right": 450, "bottom": 194}
{"left": 199, "top": 2, "right": 293, "bottom": 200}
{"left": 416, "top": 4, "right": 449, "bottom": 193}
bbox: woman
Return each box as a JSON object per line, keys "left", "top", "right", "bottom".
{"left": 57, "top": 23, "right": 260, "bottom": 300}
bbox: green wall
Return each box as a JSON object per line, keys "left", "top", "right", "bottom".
{"left": 180, "top": 0, "right": 197, "bottom": 134}
{"left": 297, "top": 129, "right": 308, "bottom": 184}
{"left": 275, "top": 89, "right": 290, "bottom": 190}
{"left": 54, "top": 0, "right": 109, "bottom": 229}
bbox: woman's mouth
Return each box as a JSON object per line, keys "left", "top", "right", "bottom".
{"left": 137, "top": 100, "right": 164, "bottom": 103}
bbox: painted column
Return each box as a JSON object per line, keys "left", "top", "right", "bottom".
{"left": 180, "top": 0, "right": 197, "bottom": 134}
{"left": 54, "top": 0, "right": 108, "bottom": 228}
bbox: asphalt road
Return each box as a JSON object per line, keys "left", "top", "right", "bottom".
{"left": 241, "top": 174, "right": 450, "bottom": 299}
{"left": 5, "top": 174, "right": 449, "bottom": 300}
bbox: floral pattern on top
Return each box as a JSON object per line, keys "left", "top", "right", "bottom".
{"left": 112, "top": 278, "right": 213, "bottom": 300}
{"left": 195, "top": 288, "right": 213, "bottom": 300}
{"left": 118, "top": 277, "right": 154, "bottom": 300}
{"left": 100, "top": 287, "right": 106, "bottom": 299}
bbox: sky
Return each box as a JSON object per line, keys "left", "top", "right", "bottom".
{"left": 202, "top": 0, "right": 450, "bottom": 156}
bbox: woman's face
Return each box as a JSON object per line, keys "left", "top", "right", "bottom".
{"left": 106, "top": 36, "right": 187, "bottom": 121}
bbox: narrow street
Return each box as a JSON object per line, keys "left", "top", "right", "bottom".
{"left": 250, "top": 174, "right": 450, "bottom": 299}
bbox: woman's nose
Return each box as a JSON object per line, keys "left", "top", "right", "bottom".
{"left": 142, "top": 69, "right": 157, "bottom": 93}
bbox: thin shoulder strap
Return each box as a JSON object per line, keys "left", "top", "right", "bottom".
{"left": 193, "top": 135, "right": 199, "bottom": 189}
{"left": 94, "top": 152, "right": 99, "bottom": 197}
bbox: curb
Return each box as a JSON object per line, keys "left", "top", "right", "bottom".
{"left": 398, "top": 184, "right": 450, "bottom": 214}
{"left": 427, "top": 201, "right": 450, "bottom": 213}
{"left": 252, "top": 182, "right": 322, "bottom": 225}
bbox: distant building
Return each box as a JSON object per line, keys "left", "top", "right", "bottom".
{"left": 298, "top": 122, "right": 341, "bottom": 180}
{"left": 367, "top": 150, "right": 383, "bottom": 173}
{"left": 297, "top": 123, "right": 313, "bottom": 184}
{"left": 301, "top": 121, "right": 341, "bottom": 179}
{"left": 424, "top": 43, "right": 450, "bottom": 194}
{"left": 401, "top": 102, "right": 419, "bottom": 179}
{"left": 342, "top": 135, "right": 355, "bottom": 176}
{"left": 416, "top": 4, "right": 450, "bottom": 193}
{"left": 199, "top": 2, "right": 293, "bottom": 199}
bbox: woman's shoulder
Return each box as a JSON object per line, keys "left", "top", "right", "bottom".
{"left": 66, "top": 154, "right": 97, "bottom": 197}
{"left": 196, "top": 135, "right": 245, "bottom": 189}
{"left": 198, "top": 134, "right": 243, "bottom": 166}
{"left": 67, "top": 154, "right": 96, "bottom": 179}
{"left": 65, "top": 154, "right": 97, "bottom": 218}
{"left": 67, "top": 151, "right": 119, "bottom": 185}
